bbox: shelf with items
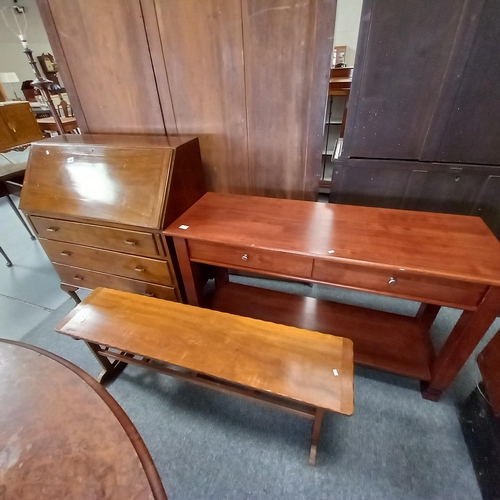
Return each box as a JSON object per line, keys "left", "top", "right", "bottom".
{"left": 319, "top": 67, "right": 352, "bottom": 194}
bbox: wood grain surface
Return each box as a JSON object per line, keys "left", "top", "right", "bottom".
{"left": 165, "top": 192, "right": 500, "bottom": 286}
{"left": 42, "top": 0, "right": 166, "bottom": 134}
{"left": 56, "top": 287, "right": 354, "bottom": 414}
{"left": 39, "top": 0, "right": 335, "bottom": 199}
{"left": 0, "top": 339, "right": 167, "bottom": 500}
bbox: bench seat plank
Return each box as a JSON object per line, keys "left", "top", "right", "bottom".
{"left": 56, "top": 288, "right": 354, "bottom": 415}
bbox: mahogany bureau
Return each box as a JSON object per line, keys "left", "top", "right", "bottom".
{"left": 20, "top": 134, "right": 205, "bottom": 303}
{"left": 165, "top": 192, "right": 500, "bottom": 402}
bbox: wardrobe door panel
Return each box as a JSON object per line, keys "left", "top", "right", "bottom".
{"left": 40, "top": 0, "right": 165, "bottom": 134}
{"left": 344, "top": 0, "right": 465, "bottom": 160}
{"left": 434, "top": 0, "right": 500, "bottom": 166}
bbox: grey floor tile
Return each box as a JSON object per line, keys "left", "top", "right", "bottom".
{"left": 0, "top": 295, "right": 51, "bottom": 341}
{"left": 0, "top": 196, "right": 67, "bottom": 310}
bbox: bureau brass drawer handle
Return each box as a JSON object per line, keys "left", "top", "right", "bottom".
{"left": 241, "top": 253, "right": 249, "bottom": 261}
{"left": 134, "top": 267, "right": 145, "bottom": 272}
{"left": 73, "top": 275, "right": 84, "bottom": 281}
{"left": 144, "top": 292, "right": 155, "bottom": 297}
{"left": 60, "top": 251, "right": 72, "bottom": 257}
{"left": 46, "top": 227, "right": 59, "bottom": 232}
{"left": 388, "top": 277, "right": 397, "bottom": 285}
{"left": 124, "top": 239, "right": 137, "bottom": 245}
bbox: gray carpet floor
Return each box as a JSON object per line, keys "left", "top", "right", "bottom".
{"left": 19, "top": 276, "right": 499, "bottom": 500}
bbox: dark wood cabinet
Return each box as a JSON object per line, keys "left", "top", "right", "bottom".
{"left": 334, "top": 0, "right": 500, "bottom": 238}
{"left": 344, "top": 0, "right": 500, "bottom": 166}
{"left": 20, "top": 134, "right": 205, "bottom": 303}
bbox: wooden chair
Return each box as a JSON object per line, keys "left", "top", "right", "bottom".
{"left": 57, "top": 96, "right": 73, "bottom": 118}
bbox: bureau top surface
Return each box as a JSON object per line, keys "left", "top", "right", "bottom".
{"left": 56, "top": 288, "right": 354, "bottom": 414}
{"left": 165, "top": 192, "right": 500, "bottom": 286}
{"left": 28, "top": 133, "right": 198, "bottom": 149}
{"left": 20, "top": 134, "right": 197, "bottom": 229}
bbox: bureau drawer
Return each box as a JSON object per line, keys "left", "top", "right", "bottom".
{"left": 53, "top": 264, "right": 178, "bottom": 301}
{"left": 189, "top": 241, "right": 313, "bottom": 278}
{"left": 31, "top": 216, "right": 159, "bottom": 257}
{"left": 312, "top": 259, "right": 486, "bottom": 309}
{"left": 40, "top": 239, "right": 173, "bottom": 285}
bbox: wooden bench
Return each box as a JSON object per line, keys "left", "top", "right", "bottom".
{"left": 55, "top": 287, "right": 354, "bottom": 464}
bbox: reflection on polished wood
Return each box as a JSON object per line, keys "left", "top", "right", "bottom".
{"left": 165, "top": 192, "right": 500, "bottom": 400}
{"left": 166, "top": 192, "right": 500, "bottom": 286}
{"left": 20, "top": 134, "right": 205, "bottom": 304}
{"left": 57, "top": 288, "right": 354, "bottom": 414}
{"left": 0, "top": 338, "right": 167, "bottom": 500}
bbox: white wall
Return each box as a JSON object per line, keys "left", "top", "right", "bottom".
{"left": 0, "top": 0, "right": 53, "bottom": 99}
{"left": 333, "top": 0, "right": 363, "bottom": 67}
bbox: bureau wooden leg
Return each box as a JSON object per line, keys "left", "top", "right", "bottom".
{"left": 416, "top": 303, "right": 441, "bottom": 329}
{"left": 422, "top": 286, "right": 500, "bottom": 401}
{"left": 309, "top": 408, "right": 325, "bottom": 466}
{"left": 60, "top": 283, "right": 81, "bottom": 304}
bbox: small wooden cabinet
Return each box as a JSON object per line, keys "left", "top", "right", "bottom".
{"left": 20, "top": 134, "right": 205, "bottom": 303}
{"left": 0, "top": 102, "right": 42, "bottom": 152}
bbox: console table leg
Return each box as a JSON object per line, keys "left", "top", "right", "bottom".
{"left": 423, "top": 286, "right": 500, "bottom": 401}
{"left": 309, "top": 408, "right": 325, "bottom": 466}
{"left": 173, "top": 237, "right": 206, "bottom": 306}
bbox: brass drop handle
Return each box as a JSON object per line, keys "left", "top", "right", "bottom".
{"left": 144, "top": 291, "right": 155, "bottom": 297}
{"left": 388, "top": 277, "right": 397, "bottom": 285}
{"left": 60, "top": 251, "right": 72, "bottom": 257}
{"left": 134, "top": 267, "right": 145, "bottom": 272}
{"left": 124, "top": 239, "right": 137, "bottom": 245}
{"left": 73, "top": 275, "right": 84, "bottom": 281}
{"left": 241, "top": 253, "right": 249, "bottom": 261}
{"left": 46, "top": 227, "right": 59, "bottom": 232}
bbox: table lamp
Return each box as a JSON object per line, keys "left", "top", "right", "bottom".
{"left": 0, "top": 72, "right": 21, "bottom": 100}
{"left": 1, "top": 6, "right": 64, "bottom": 134}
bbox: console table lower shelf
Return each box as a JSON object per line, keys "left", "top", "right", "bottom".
{"left": 209, "top": 281, "right": 434, "bottom": 382}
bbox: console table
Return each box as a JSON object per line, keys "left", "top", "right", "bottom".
{"left": 165, "top": 192, "right": 500, "bottom": 401}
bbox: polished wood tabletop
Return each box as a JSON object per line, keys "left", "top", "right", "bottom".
{"left": 165, "top": 192, "right": 500, "bottom": 286}
{"left": 56, "top": 287, "right": 354, "bottom": 414}
{"left": 0, "top": 339, "right": 167, "bottom": 500}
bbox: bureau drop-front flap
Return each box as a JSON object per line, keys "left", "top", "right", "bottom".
{"left": 20, "top": 134, "right": 199, "bottom": 229}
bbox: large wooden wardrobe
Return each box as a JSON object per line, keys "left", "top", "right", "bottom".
{"left": 37, "top": 0, "right": 336, "bottom": 200}
{"left": 331, "top": 0, "right": 500, "bottom": 238}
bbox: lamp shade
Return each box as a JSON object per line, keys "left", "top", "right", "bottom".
{"left": 0, "top": 72, "right": 20, "bottom": 84}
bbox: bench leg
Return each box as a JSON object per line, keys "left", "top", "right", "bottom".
{"left": 309, "top": 408, "right": 325, "bottom": 466}
{"left": 84, "top": 341, "right": 129, "bottom": 384}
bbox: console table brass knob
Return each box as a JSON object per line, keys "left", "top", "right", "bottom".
{"left": 124, "top": 239, "right": 137, "bottom": 246}
{"left": 46, "top": 226, "right": 59, "bottom": 232}
{"left": 388, "top": 277, "right": 397, "bottom": 285}
{"left": 60, "top": 251, "right": 72, "bottom": 257}
{"left": 242, "top": 254, "right": 249, "bottom": 261}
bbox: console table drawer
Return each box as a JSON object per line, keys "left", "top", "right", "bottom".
{"left": 31, "top": 216, "right": 159, "bottom": 257}
{"left": 189, "top": 241, "right": 313, "bottom": 278}
{"left": 312, "top": 259, "right": 486, "bottom": 308}
{"left": 53, "top": 264, "right": 178, "bottom": 301}
{"left": 40, "top": 239, "right": 173, "bottom": 285}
